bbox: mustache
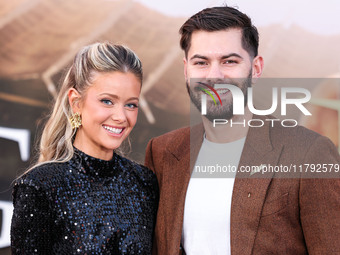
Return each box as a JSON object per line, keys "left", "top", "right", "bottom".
{"left": 193, "top": 81, "right": 238, "bottom": 92}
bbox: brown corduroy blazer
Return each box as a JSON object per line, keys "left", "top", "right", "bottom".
{"left": 145, "top": 116, "right": 340, "bottom": 255}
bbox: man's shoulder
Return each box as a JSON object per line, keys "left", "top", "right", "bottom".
{"left": 255, "top": 115, "right": 320, "bottom": 145}
{"left": 266, "top": 118, "right": 339, "bottom": 159}
{"left": 270, "top": 120, "right": 321, "bottom": 145}
{"left": 147, "top": 125, "right": 199, "bottom": 157}
{"left": 151, "top": 126, "right": 191, "bottom": 143}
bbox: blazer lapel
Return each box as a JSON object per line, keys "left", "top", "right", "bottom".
{"left": 167, "top": 123, "right": 204, "bottom": 174}
{"left": 161, "top": 124, "right": 204, "bottom": 253}
{"left": 230, "top": 117, "right": 283, "bottom": 255}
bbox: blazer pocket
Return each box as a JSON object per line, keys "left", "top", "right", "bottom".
{"left": 261, "top": 192, "right": 289, "bottom": 217}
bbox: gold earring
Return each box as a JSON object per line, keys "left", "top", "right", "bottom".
{"left": 69, "top": 112, "right": 82, "bottom": 130}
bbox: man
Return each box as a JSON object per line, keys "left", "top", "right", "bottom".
{"left": 145, "top": 6, "right": 340, "bottom": 255}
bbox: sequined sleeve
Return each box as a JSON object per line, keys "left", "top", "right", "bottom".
{"left": 11, "top": 183, "right": 54, "bottom": 254}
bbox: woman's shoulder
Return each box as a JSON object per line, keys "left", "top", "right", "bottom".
{"left": 15, "top": 161, "right": 69, "bottom": 190}
{"left": 12, "top": 161, "right": 70, "bottom": 205}
{"left": 117, "top": 154, "right": 158, "bottom": 186}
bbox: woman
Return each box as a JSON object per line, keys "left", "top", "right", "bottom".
{"left": 11, "top": 42, "right": 158, "bottom": 254}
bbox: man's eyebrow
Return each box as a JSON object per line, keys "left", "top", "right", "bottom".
{"left": 190, "top": 54, "right": 208, "bottom": 61}
{"left": 190, "top": 53, "right": 243, "bottom": 61}
{"left": 221, "top": 53, "right": 243, "bottom": 59}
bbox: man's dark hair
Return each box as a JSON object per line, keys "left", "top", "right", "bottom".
{"left": 179, "top": 6, "right": 259, "bottom": 58}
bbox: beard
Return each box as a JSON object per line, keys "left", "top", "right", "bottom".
{"left": 187, "top": 71, "right": 252, "bottom": 122}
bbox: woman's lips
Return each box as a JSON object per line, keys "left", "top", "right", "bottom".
{"left": 102, "top": 125, "right": 125, "bottom": 135}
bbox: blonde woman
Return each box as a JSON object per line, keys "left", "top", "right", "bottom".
{"left": 11, "top": 42, "right": 158, "bottom": 254}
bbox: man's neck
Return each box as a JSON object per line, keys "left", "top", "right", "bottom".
{"left": 203, "top": 107, "right": 253, "bottom": 143}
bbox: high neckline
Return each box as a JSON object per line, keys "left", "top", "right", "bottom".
{"left": 71, "top": 146, "right": 119, "bottom": 178}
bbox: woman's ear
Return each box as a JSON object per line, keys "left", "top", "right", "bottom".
{"left": 68, "top": 88, "right": 82, "bottom": 113}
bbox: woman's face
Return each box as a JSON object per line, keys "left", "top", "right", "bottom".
{"left": 70, "top": 71, "right": 141, "bottom": 160}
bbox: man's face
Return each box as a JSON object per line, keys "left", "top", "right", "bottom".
{"left": 184, "top": 28, "right": 263, "bottom": 121}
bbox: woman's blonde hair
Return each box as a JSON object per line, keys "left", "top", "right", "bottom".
{"left": 32, "top": 42, "right": 142, "bottom": 170}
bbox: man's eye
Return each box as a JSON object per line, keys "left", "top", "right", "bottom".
{"left": 101, "top": 99, "right": 113, "bottom": 105}
{"left": 223, "top": 60, "right": 237, "bottom": 64}
{"left": 194, "top": 61, "right": 208, "bottom": 66}
{"left": 125, "top": 103, "right": 138, "bottom": 109}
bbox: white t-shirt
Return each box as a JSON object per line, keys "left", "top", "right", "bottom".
{"left": 181, "top": 136, "right": 246, "bottom": 255}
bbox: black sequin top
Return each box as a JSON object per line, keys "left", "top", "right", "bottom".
{"left": 11, "top": 148, "right": 158, "bottom": 254}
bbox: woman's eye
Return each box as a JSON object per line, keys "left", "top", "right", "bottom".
{"left": 101, "top": 99, "right": 113, "bottom": 105}
{"left": 125, "top": 103, "right": 138, "bottom": 109}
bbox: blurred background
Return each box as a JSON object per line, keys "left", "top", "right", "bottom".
{"left": 1, "top": 0, "right": 340, "bottom": 252}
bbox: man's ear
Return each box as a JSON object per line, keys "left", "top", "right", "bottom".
{"left": 183, "top": 57, "right": 188, "bottom": 81}
{"left": 68, "top": 88, "right": 82, "bottom": 113}
{"left": 252, "top": 55, "right": 264, "bottom": 79}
